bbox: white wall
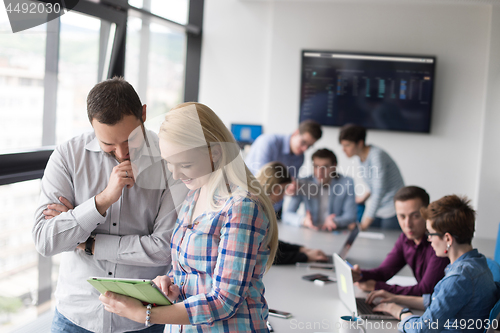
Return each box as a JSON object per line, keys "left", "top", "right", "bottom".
{"left": 476, "top": 5, "right": 500, "bottom": 239}
{"left": 199, "top": 0, "right": 498, "bottom": 239}
{"left": 198, "top": 0, "right": 274, "bottom": 126}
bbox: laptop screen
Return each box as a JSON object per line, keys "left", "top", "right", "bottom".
{"left": 339, "top": 224, "right": 360, "bottom": 259}
{"left": 334, "top": 253, "right": 358, "bottom": 317}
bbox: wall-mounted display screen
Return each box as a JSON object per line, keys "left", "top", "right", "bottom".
{"left": 299, "top": 50, "right": 436, "bottom": 133}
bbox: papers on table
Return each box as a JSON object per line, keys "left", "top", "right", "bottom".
{"left": 358, "top": 231, "right": 385, "bottom": 240}
{"left": 386, "top": 275, "right": 418, "bottom": 286}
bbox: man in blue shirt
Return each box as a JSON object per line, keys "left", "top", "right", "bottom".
{"left": 245, "top": 120, "right": 322, "bottom": 214}
{"left": 283, "top": 149, "right": 357, "bottom": 230}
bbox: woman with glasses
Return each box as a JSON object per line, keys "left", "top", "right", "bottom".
{"left": 98, "top": 102, "right": 278, "bottom": 332}
{"left": 364, "top": 194, "right": 499, "bottom": 333}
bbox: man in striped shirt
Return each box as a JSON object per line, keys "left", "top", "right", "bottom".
{"left": 339, "top": 124, "right": 404, "bottom": 230}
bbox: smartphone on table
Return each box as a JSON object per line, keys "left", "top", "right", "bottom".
{"left": 302, "top": 273, "right": 336, "bottom": 283}
{"left": 268, "top": 308, "right": 292, "bottom": 319}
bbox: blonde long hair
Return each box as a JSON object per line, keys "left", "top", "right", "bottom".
{"left": 256, "top": 162, "right": 292, "bottom": 199}
{"left": 158, "top": 102, "right": 278, "bottom": 271}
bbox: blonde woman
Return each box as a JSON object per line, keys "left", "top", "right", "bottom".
{"left": 257, "top": 161, "right": 328, "bottom": 265}
{"left": 99, "top": 103, "right": 278, "bottom": 332}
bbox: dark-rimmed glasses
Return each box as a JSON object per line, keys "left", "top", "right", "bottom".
{"left": 425, "top": 231, "right": 443, "bottom": 238}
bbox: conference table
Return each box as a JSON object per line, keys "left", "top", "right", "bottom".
{"left": 264, "top": 223, "right": 410, "bottom": 333}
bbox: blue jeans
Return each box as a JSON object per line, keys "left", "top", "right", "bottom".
{"left": 356, "top": 204, "right": 365, "bottom": 223}
{"left": 51, "top": 308, "right": 165, "bottom": 333}
{"left": 370, "top": 215, "right": 400, "bottom": 230}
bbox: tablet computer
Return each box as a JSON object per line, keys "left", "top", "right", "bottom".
{"left": 87, "top": 277, "right": 173, "bottom": 306}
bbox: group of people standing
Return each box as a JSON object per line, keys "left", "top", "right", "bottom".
{"left": 33, "top": 77, "right": 499, "bottom": 333}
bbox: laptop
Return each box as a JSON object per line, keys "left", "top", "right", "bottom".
{"left": 297, "top": 224, "right": 360, "bottom": 269}
{"left": 333, "top": 253, "right": 396, "bottom": 320}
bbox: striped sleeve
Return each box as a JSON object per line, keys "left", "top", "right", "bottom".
{"left": 363, "top": 147, "right": 403, "bottom": 219}
{"left": 364, "top": 149, "right": 386, "bottom": 218}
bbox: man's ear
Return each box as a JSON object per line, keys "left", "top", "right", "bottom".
{"left": 142, "top": 104, "right": 147, "bottom": 122}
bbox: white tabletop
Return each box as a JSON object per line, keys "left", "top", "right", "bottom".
{"left": 264, "top": 224, "right": 406, "bottom": 333}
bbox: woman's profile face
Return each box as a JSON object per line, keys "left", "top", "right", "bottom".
{"left": 268, "top": 183, "right": 288, "bottom": 205}
{"left": 426, "top": 220, "right": 447, "bottom": 257}
{"left": 160, "top": 139, "right": 214, "bottom": 190}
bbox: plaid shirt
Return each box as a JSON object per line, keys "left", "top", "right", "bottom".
{"left": 169, "top": 188, "right": 271, "bottom": 332}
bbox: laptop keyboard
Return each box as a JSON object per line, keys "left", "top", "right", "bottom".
{"left": 355, "top": 298, "right": 399, "bottom": 320}
{"left": 355, "top": 298, "right": 378, "bottom": 315}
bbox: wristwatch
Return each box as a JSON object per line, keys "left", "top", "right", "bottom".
{"left": 399, "top": 307, "right": 412, "bottom": 320}
{"left": 85, "top": 235, "right": 95, "bottom": 255}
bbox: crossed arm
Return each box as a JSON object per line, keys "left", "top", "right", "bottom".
{"left": 33, "top": 147, "right": 179, "bottom": 266}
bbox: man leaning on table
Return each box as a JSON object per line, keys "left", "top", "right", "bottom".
{"left": 282, "top": 148, "right": 357, "bottom": 231}
{"left": 245, "top": 119, "right": 322, "bottom": 217}
{"left": 351, "top": 186, "right": 449, "bottom": 295}
{"left": 32, "top": 77, "right": 187, "bottom": 333}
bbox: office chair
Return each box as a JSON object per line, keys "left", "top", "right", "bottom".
{"left": 486, "top": 297, "right": 500, "bottom": 333}
{"left": 487, "top": 258, "right": 500, "bottom": 284}
{"left": 495, "top": 222, "right": 500, "bottom": 265}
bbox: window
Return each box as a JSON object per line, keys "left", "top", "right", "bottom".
{"left": 0, "top": 0, "right": 202, "bottom": 331}
{"left": 0, "top": 11, "right": 46, "bottom": 153}
{"left": 129, "top": 0, "right": 189, "bottom": 25}
{"left": 0, "top": 9, "right": 118, "bottom": 152}
{"left": 56, "top": 11, "right": 115, "bottom": 144}
{"left": 125, "top": 10, "right": 187, "bottom": 120}
{"left": 0, "top": 179, "right": 62, "bottom": 332}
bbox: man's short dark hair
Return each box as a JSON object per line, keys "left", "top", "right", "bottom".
{"left": 312, "top": 148, "right": 337, "bottom": 166}
{"left": 338, "top": 124, "right": 366, "bottom": 144}
{"left": 299, "top": 120, "right": 322, "bottom": 140}
{"left": 87, "top": 77, "right": 142, "bottom": 125}
{"left": 394, "top": 186, "right": 430, "bottom": 207}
